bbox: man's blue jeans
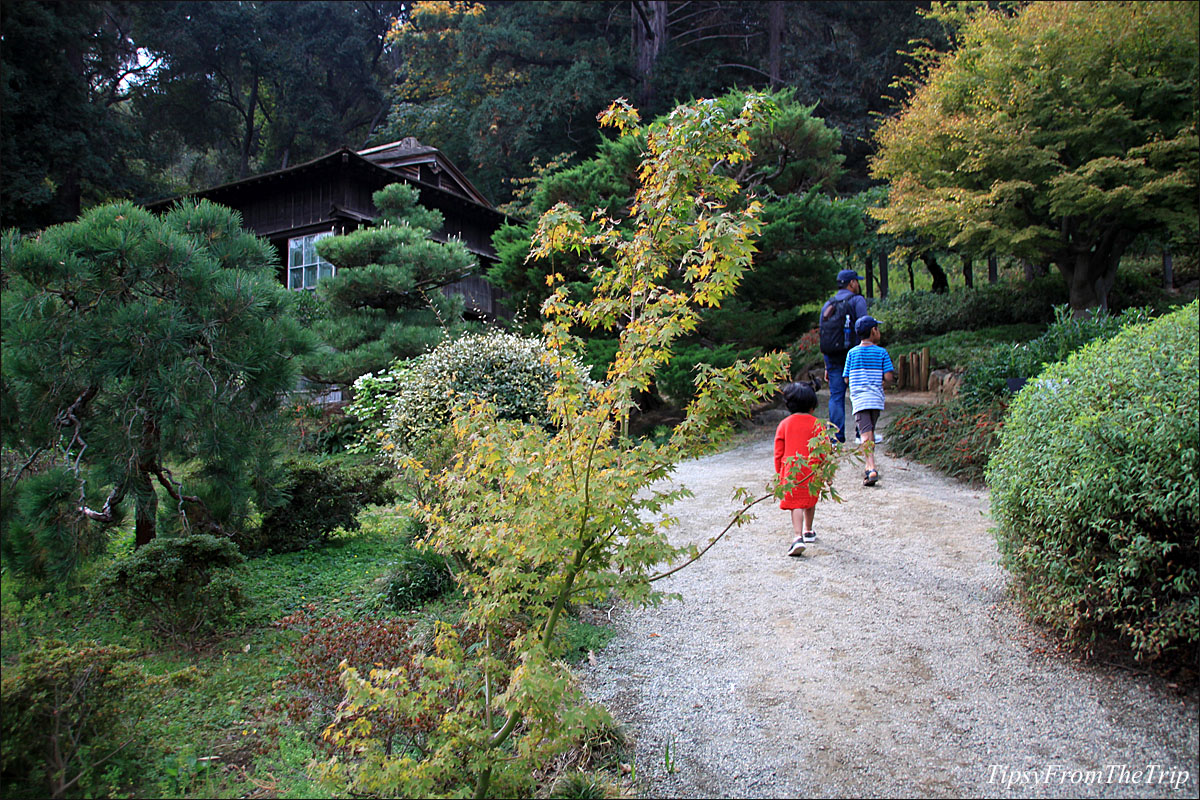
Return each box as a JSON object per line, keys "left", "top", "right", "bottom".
{"left": 828, "top": 367, "right": 848, "bottom": 442}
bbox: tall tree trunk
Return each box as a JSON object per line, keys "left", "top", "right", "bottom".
{"left": 767, "top": 2, "right": 784, "bottom": 88}
{"left": 632, "top": 1, "right": 667, "bottom": 109}
{"left": 907, "top": 256, "right": 915, "bottom": 292}
{"left": 988, "top": 254, "right": 998, "bottom": 283}
{"left": 238, "top": 71, "right": 261, "bottom": 179}
{"left": 961, "top": 254, "right": 974, "bottom": 289}
{"left": 879, "top": 250, "right": 888, "bottom": 300}
{"left": 864, "top": 251, "right": 874, "bottom": 299}
{"left": 921, "top": 252, "right": 949, "bottom": 293}
{"left": 1163, "top": 248, "right": 1174, "bottom": 290}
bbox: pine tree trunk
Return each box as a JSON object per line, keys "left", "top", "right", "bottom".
{"left": 879, "top": 250, "right": 888, "bottom": 300}
{"left": 134, "top": 470, "right": 157, "bottom": 549}
{"left": 988, "top": 254, "right": 998, "bottom": 283}
{"left": 962, "top": 255, "right": 974, "bottom": 289}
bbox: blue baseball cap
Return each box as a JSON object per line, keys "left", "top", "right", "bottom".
{"left": 855, "top": 315, "right": 881, "bottom": 337}
{"left": 837, "top": 269, "right": 862, "bottom": 286}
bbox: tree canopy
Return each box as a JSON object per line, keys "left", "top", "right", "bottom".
{"left": 870, "top": 0, "right": 1200, "bottom": 312}
{"left": 1, "top": 201, "right": 314, "bottom": 568}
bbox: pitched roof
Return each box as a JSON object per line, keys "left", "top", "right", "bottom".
{"left": 358, "top": 137, "right": 494, "bottom": 208}
{"left": 146, "top": 142, "right": 504, "bottom": 223}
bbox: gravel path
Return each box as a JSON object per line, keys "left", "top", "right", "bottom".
{"left": 579, "top": 392, "right": 1198, "bottom": 799}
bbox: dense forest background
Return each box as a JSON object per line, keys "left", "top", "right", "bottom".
{"left": 0, "top": 0, "right": 947, "bottom": 232}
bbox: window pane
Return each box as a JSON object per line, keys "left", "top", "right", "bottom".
{"left": 289, "top": 240, "right": 303, "bottom": 268}
{"left": 319, "top": 263, "right": 335, "bottom": 282}
{"left": 303, "top": 236, "right": 316, "bottom": 265}
{"left": 305, "top": 264, "right": 317, "bottom": 288}
{"left": 289, "top": 266, "right": 303, "bottom": 290}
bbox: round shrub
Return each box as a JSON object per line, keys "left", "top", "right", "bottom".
{"left": 349, "top": 330, "right": 598, "bottom": 454}
{"left": 1, "top": 640, "right": 168, "bottom": 798}
{"left": 247, "top": 453, "right": 394, "bottom": 554}
{"left": 986, "top": 301, "right": 1199, "bottom": 663}
{"left": 98, "top": 533, "right": 248, "bottom": 648}
{"left": 380, "top": 545, "right": 454, "bottom": 610}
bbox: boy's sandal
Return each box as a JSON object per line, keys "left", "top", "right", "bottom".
{"left": 863, "top": 469, "right": 879, "bottom": 486}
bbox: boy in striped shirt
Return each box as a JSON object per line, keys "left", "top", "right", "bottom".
{"left": 843, "top": 315, "right": 895, "bottom": 486}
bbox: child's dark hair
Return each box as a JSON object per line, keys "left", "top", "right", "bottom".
{"left": 782, "top": 382, "right": 818, "bottom": 414}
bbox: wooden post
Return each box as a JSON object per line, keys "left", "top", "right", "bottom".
{"left": 920, "top": 347, "right": 930, "bottom": 392}
{"left": 895, "top": 353, "right": 906, "bottom": 389}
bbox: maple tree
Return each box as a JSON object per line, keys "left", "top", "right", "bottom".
{"left": 314, "top": 94, "right": 841, "bottom": 798}
{"left": 870, "top": 0, "right": 1199, "bottom": 313}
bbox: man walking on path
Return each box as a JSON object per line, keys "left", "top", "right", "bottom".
{"left": 820, "top": 269, "right": 869, "bottom": 443}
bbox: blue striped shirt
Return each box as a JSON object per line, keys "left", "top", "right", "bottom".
{"left": 842, "top": 342, "right": 894, "bottom": 412}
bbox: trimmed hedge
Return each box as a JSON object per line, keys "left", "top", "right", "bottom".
{"left": 870, "top": 276, "right": 1065, "bottom": 345}
{"left": 986, "top": 301, "right": 1199, "bottom": 663}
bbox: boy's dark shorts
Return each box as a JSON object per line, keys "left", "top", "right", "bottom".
{"left": 854, "top": 409, "right": 881, "bottom": 435}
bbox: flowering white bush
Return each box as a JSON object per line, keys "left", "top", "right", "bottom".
{"left": 348, "top": 330, "right": 598, "bottom": 455}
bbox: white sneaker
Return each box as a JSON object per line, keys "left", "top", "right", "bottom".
{"left": 854, "top": 436, "right": 862, "bottom": 445}
{"left": 787, "top": 537, "right": 806, "bottom": 557}
{"left": 802, "top": 531, "right": 817, "bottom": 543}
{"left": 874, "top": 433, "right": 884, "bottom": 443}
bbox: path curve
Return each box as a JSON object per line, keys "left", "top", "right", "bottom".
{"left": 579, "top": 393, "right": 1198, "bottom": 799}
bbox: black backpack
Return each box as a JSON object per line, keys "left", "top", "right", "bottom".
{"left": 818, "top": 296, "right": 855, "bottom": 358}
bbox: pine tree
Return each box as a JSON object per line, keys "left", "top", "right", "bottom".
{"left": 1, "top": 201, "right": 314, "bottom": 575}
{"left": 303, "top": 182, "right": 477, "bottom": 387}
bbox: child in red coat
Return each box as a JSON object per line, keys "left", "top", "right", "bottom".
{"left": 774, "top": 382, "right": 824, "bottom": 557}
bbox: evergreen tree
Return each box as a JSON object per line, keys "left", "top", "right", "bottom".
{"left": 0, "top": 0, "right": 157, "bottom": 230}
{"left": 1, "top": 201, "right": 314, "bottom": 571}
{"left": 303, "top": 182, "right": 477, "bottom": 387}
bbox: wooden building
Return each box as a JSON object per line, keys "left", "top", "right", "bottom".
{"left": 148, "top": 137, "right": 511, "bottom": 320}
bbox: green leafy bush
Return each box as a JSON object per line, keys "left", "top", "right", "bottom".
{"left": 98, "top": 534, "right": 247, "bottom": 648}
{"left": 379, "top": 545, "right": 454, "bottom": 611}
{"left": 986, "top": 301, "right": 1199, "bottom": 663}
{"left": 959, "top": 305, "right": 1152, "bottom": 406}
{"left": 1, "top": 640, "right": 178, "bottom": 798}
{"left": 885, "top": 397, "right": 1009, "bottom": 485}
{"left": 246, "top": 454, "right": 393, "bottom": 554}
{"left": 870, "top": 276, "right": 1066, "bottom": 344}
{"left": 348, "top": 330, "right": 598, "bottom": 454}
{"left": 890, "top": 324, "right": 1044, "bottom": 371}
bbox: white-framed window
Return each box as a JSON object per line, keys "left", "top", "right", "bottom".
{"left": 288, "top": 232, "right": 335, "bottom": 290}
